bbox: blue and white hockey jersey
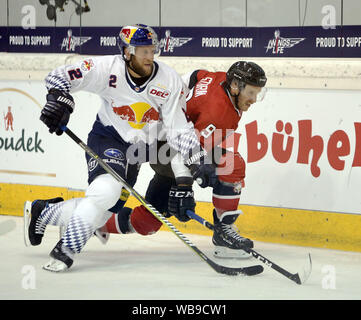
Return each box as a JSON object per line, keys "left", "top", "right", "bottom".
{"left": 45, "top": 55, "right": 199, "bottom": 157}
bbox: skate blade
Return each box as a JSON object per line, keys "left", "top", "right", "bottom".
{"left": 23, "top": 201, "right": 32, "bottom": 247}
{"left": 42, "top": 259, "right": 68, "bottom": 272}
{"left": 214, "top": 246, "right": 252, "bottom": 259}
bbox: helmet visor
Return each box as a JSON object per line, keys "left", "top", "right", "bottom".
{"left": 240, "top": 84, "right": 267, "bottom": 102}
{"left": 133, "top": 44, "right": 160, "bottom": 59}
{"left": 127, "top": 43, "right": 160, "bottom": 60}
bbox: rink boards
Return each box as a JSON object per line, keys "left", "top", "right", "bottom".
{"left": 2, "top": 182, "right": 361, "bottom": 253}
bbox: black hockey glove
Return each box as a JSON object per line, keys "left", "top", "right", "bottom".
{"left": 40, "top": 89, "right": 74, "bottom": 136}
{"left": 185, "top": 148, "right": 218, "bottom": 188}
{"left": 168, "top": 185, "right": 195, "bottom": 222}
{"left": 189, "top": 162, "right": 217, "bottom": 188}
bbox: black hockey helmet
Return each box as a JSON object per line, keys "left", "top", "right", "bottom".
{"left": 226, "top": 61, "right": 267, "bottom": 89}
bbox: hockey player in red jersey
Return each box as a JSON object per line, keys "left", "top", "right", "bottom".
{"left": 99, "top": 61, "right": 267, "bottom": 259}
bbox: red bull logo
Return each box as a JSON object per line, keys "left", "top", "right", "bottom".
{"left": 120, "top": 28, "right": 131, "bottom": 44}
{"left": 81, "top": 59, "right": 94, "bottom": 71}
{"left": 113, "top": 102, "right": 159, "bottom": 129}
{"left": 120, "top": 27, "right": 137, "bottom": 45}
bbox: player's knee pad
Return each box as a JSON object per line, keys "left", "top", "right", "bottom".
{"left": 217, "top": 152, "right": 245, "bottom": 184}
{"left": 85, "top": 173, "right": 123, "bottom": 211}
{"left": 72, "top": 196, "right": 112, "bottom": 229}
{"left": 130, "top": 205, "right": 162, "bottom": 236}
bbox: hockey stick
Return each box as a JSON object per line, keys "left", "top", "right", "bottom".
{"left": 61, "top": 126, "right": 263, "bottom": 277}
{"left": 186, "top": 210, "right": 312, "bottom": 285}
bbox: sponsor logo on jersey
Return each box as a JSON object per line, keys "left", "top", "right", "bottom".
{"left": 88, "top": 157, "right": 126, "bottom": 172}
{"left": 87, "top": 158, "right": 98, "bottom": 172}
{"left": 61, "top": 29, "right": 91, "bottom": 52}
{"left": 103, "top": 158, "right": 125, "bottom": 169}
{"left": 104, "top": 148, "right": 125, "bottom": 160}
{"left": 265, "top": 30, "right": 305, "bottom": 54}
{"left": 148, "top": 86, "right": 170, "bottom": 99}
{"left": 81, "top": 59, "right": 94, "bottom": 71}
{"left": 112, "top": 102, "right": 159, "bottom": 129}
{"left": 159, "top": 30, "right": 193, "bottom": 53}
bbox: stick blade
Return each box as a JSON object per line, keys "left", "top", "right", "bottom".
{"left": 215, "top": 263, "right": 264, "bottom": 276}
{"left": 291, "top": 253, "right": 312, "bottom": 285}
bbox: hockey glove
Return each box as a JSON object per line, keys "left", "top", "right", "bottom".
{"left": 168, "top": 185, "right": 195, "bottom": 222}
{"left": 189, "top": 162, "right": 217, "bottom": 188}
{"left": 40, "top": 89, "right": 74, "bottom": 136}
{"left": 185, "top": 148, "right": 218, "bottom": 188}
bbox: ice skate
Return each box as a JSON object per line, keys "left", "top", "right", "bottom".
{"left": 212, "top": 210, "right": 253, "bottom": 259}
{"left": 43, "top": 240, "right": 74, "bottom": 272}
{"left": 23, "top": 197, "right": 64, "bottom": 247}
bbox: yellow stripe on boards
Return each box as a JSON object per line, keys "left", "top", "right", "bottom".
{"left": 1, "top": 182, "right": 361, "bottom": 252}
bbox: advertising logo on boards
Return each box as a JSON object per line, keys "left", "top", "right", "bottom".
{"left": 159, "top": 30, "right": 193, "bottom": 53}
{"left": 61, "top": 29, "right": 92, "bottom": 52}
{"left": 265, "top": 30, "right": 305, "bottom": 54}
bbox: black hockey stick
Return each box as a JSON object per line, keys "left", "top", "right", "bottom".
{"left": 61, "top": 126, "right": 263, "bottom": 277}
{"left": 186, "top": 210, "right": 312, "bottom": 285}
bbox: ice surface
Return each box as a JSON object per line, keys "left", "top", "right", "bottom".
{"left": 1, "top": 215, "right": 361, "bottom": 300}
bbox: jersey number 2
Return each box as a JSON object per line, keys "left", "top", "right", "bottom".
{"left": 68, "top": 68, "right": 83, "bottom": 80}
{"left": 109, "top": 75, "right": 117, "bottom": 88}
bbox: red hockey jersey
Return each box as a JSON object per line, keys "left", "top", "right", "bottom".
{"left": 185, "top": 70, "right": 242, "bottom": 151}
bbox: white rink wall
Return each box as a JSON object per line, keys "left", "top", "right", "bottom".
{"left": 1, "top": 53, "right": 361, "bottom": 89}
{"left": 1, "top": 53, "right": 361, "bottom": 215}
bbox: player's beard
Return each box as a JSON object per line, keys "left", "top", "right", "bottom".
{"left": 129, "top": 57, "right": 153, "bottom": 77}
{"left": 237, "top": 95, "right": 253, "bottom": 111}
{"left": 240, "top": 100, "right": 252, "bottom": 111}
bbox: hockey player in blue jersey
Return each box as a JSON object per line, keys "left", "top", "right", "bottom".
{"left": 23, "top": 24, "right": 215, "bottom": 272}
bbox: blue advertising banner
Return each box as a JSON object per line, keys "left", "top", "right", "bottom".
{"left": 1, "top": 25, "right": 360, "bottom": 57}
